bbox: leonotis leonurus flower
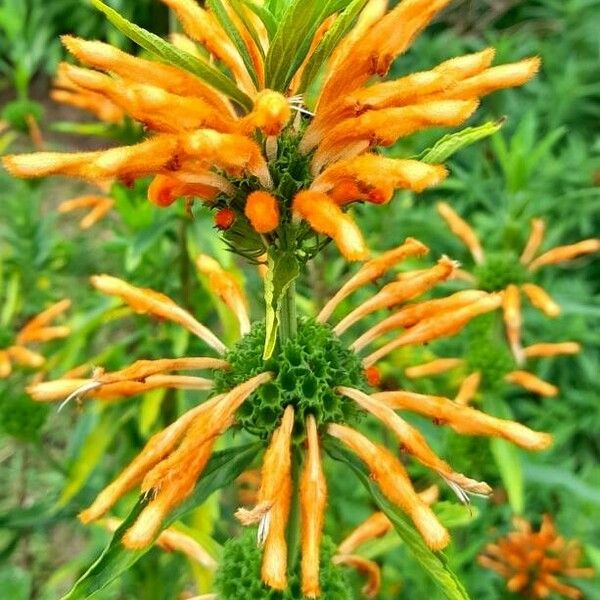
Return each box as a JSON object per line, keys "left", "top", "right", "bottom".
{"left": 436, "top": 203, "right": 600, "bottom": 363}
{"left": 3, "top": 0, "right": 540, "bottom": 263}
{"left": 2, "top": 0, "right": 553, "bottom": 596}
{"left": 27, "top": 244, "right": 554, "bottom": 596}
{"left": 478, "top": 515, "right": 594, "bottom": 599}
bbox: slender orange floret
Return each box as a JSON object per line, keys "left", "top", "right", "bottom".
{"left": 437, "top": 202, "right": 484, "bottom": 264}
{"left": 293, "top": 191, "right": 369, "bottom": 261}
{"left": 333, "top": 555, "right": 381, "bottom": 598}
{"left": 328, "top": 423, "right": 450, "bottom": 550}
{"left": 505, "top": 371, "right": 558, "bottom": 397}
{"left": 375, "top": 390, "right": 552, "bottom": 450}
{"left": 520, "top": 218, "right": 546, "bottom": 265}
{"left": 406, "top": 358, "right": 465, "bottom": 379}
{"left": 260, "top": 406, "right": 294, "bottom": 590}
{"left": 523, "top": 342, "right": 581, "bottom": 358}
{"left": 90, "top": 274, "right": 227, "bottom": 354}
{"left": 335, "top": 256, "right": 458, "bottom": 335}
{"left": 300, "top": 415, "right": 327, "bottom": 598}
{"left": 312, "top": 155, "right": 448, "bottom": 205}
{"left": 196, "top": 254, "right": 251, "bottom": 335}
{"left": 360, "top": 294, "right": 501, "bottom": 366}
{"left": 528, "top": 239, "right": 600, "bottom": 271}
{"left": 454, "top": 371, "right": 482, "bottom": 406}
{"left": 479, "top": 515, "right": 594, "bottom": 599}
{"left": 1, "top": 299, "right": 71, "bottom": 379}
{"left": 503, "top": 284, "right": 524, "bottom": 363}
{"left": 58, "top": 195, "right": 115, "bottom": 229}
{"left": 148, "top": 174, "right": 221, "bottom": 207}
{"left": 318, "top": 237, "right": 429, "bottom": 323}
{"left": 245, "top": 191, "right": 280, "bottom": 234}
{"left": 339, "top": 387, "right": 491, "bottom": 498}
{"left": 353, "top": 290, "right": 487, "bottom": 352}
{"left": 521, "top": 283, "right": 561, "bottom": 317}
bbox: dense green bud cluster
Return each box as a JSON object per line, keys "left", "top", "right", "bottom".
{"left": 473, "top": 251, "right": 530, "bottom": 292}
{"left": 214, "top": 528, "right": 354, "bottom": 600}
{"left": 464, "top": 315, "right": 515, "bottom": 390}
{"left": 0, "top": 393, "right": 49, "bottom": 441}
{"left": 214, "top": 319, "right": 367, "bottom": 439}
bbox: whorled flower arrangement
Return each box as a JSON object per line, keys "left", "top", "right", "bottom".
{"left": 1, "top": 0, "right": 563, "bottom": 596}
{"left": 26, "top": 243, "right": 553, "bottom": 596}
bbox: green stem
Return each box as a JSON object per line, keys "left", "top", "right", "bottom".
{"left": 279, "top": 280, "right": 297, "bottom": 343}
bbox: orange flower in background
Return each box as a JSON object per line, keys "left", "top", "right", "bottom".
{"left": 0, "top": 299, "right": 71, "bottom": 379}
{"left": 3, "top": 0, "right": 540, "bottom": 261}
{"left": 479, "top": 515, "right": 594, "bottom": 599}
{"left": 437, "top": 203, "right": 600, "bottom": 362}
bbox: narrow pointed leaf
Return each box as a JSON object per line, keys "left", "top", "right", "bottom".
{"left": 89, "top": 0, "right": 251, "bottom": 110}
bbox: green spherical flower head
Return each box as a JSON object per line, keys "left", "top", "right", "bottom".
{"left": 0, "top": 393, "right": 49, "bottom": 441}
{"left": 215, "top": 528, "right": 354, "bottom": 600}
{"left": 473, "top": 251, "right": 530, "bottom": 292}
{"left": 465, "top": 315, "right": 515, "bottom": 390}
{"left": 214, "top": 319, "right": 368, "bottom": 439}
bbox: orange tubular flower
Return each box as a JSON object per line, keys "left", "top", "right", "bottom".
{"left": 300, "top": 415, "right": 328, "bottom": 598}
{"left": 196, "top": 254, "right": 251, "bottom": 336}
{"left": 236, "top": 406, "right": 295, "bottom": 590}
{"left": 58, "top": 195, "right": 115, "bottom": 229}
{"left": 374, "top": 390, "right": 552, "bottom": 450}
{"left": 90, "top": 274, "right": 227, "bottom": 354}
{"left": 245, "top": 191, "right": 280, "bottom": 233}
{"left": 148, "top": 174, "right": 221, "bottom": 207}
{"left": 3, "top": 0, "right": 541, "bottom": 265}
{"left": 437, "top": 202, "right": 484, "bottom": 264}
{"left": 479, "top": 515, "right": 594, "bottom": 599}
{"left": 328, "top": 423, "right": 450, "bottom": 551}
{"left": 503, "top": 284, "right": 524, "bottom": 364}
{"left": 335, "top": 256, "right": 458, "bottom": 335}
{"left": 293, "top": 191, "right": 369, "bottom": 261}
{"left": 1, "top": 300, "right": 71, "bottom": 379}
{"left": 504, "top": 371, "right": 558, "bottom": 397}
{"left": 312, "top": 155, "right": 448, "bottom": 205}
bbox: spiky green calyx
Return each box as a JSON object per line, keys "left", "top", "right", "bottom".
{"left": 214, "top": 319, "right": 368, "bottom": 439}
{"left": 464, "top": 314, "right": 515, "bottom": 390}
{"left": 214, "top": 528, "right": 354, "bottom": 600}
{"left": 473, "top": 251, "right": 530, "bottom": 292}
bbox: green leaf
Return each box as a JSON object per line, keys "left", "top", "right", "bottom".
{"left": 263, "top": 249, "right": 299, "bottom": 359}
{"left": 266, "top": 0, "right": 348, "bottom": 91}
{"left": 125, "top": 216, "right": 175, "bottom": 272}
{"left": 420, "top": 120, "right": 505, "bottom": 164}
{"left": 0, "top": 565, "right": 32, "bottom": 600}
{"left": 61, "top": 443, "right": 259, "bottom": 600}
{"left": 237, "top": 0, "right": 277, "bottom": 40}
{"left": 58, "top": 406, "right": 133, "bottom": 508}
{"left": 484, "top": 396, "right": 524, "bottom": 514}
{"left": 1, "top": 271, "right": 20, "bottom": 327}
{"left": 207, "top": 0, "right": 260, "bottom": 85}
{"left": 326, "top": 438, "right": 471, "bottom": 600}
{"left": 89, "top": 0, "right": 252, "bottom": 110}
{"left": 298, "top": 0, "right": 369, "bottom": 94}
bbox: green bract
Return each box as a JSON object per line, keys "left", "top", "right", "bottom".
{"left": 473, "top": 252, "right": 530, "bottom": 292}
{"left": 214, "top": 319, "right": 368, "bottom": 438}
{"left": 215, "top": 528, "right": 353, "bottom": 600}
